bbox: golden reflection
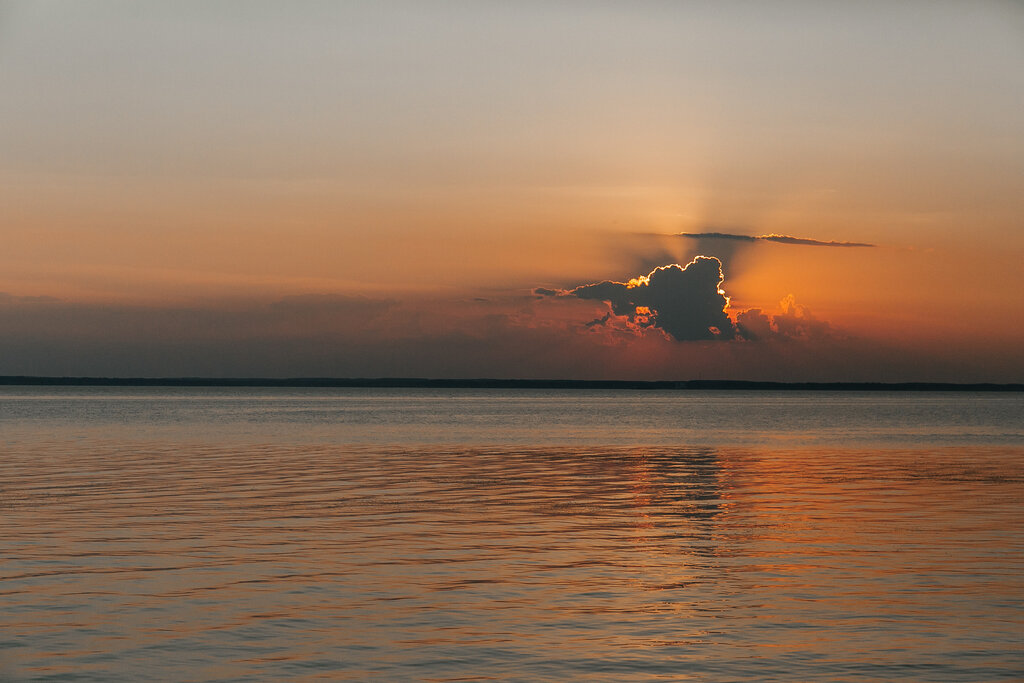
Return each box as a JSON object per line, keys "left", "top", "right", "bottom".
{"left": 3, "top": 441, "right": 1021, "bottom": 679}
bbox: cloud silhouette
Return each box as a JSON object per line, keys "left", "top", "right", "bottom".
{"left": 563, "top": 257, "right": 736, "bottom": 341}
{"left": 679, "top": 231, "right": 874, "bottom": 247}
{"left": 537, "top": 259, "right": 838, "bottom": 344}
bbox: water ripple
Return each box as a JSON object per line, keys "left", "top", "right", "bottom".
{"left": 2, "top": 438, "right": 1022, "bottom": 681}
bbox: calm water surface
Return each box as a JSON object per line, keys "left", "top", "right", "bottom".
{"left": 1, "top": 388, "right": 1022, "bottom": 681}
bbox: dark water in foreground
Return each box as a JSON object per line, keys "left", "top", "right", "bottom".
{"left": 1, "top": 389, "right": 1022, "bottom": 681}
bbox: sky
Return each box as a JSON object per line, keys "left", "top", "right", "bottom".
{"left": 1, "top": 0, "right": 1022, "bottom": 381}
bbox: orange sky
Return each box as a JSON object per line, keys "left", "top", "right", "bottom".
{"left": 0, "top": 1, "right": 1022, "bottom": 380}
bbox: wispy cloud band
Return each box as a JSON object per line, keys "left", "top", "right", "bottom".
{"left": 678, "top": 232, "right": 874, "bottom": 247}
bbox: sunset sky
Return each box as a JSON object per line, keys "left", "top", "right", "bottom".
{"left": 1, "top": 1, "right": 1022, "bottom": 381}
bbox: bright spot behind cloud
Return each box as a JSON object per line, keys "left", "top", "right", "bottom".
{"left": 540, "top": 257, "right": 835, "bottom": 343}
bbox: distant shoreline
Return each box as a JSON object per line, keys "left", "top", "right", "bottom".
{"left": 1, "top": 376, "right": 1021, "bottom": 391}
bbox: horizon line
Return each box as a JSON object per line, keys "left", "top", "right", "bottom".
{"left": 0, "top": 376, "right": 1021, "bottom": 392}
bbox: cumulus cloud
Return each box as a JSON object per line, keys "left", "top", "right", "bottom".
{"left": 770, "top": 294, "right": 833, "bottom": 339}
{"left": 735, "top": 308, "right": 773, "bottom": 340}
{"left": 559, "top": 256, "right": 736, "bottom": 341}
{"left": 679, "top": 231, "right": 874, "bottom": 248}
{"left": 537, "top": 258, "right": 837, "bottom": 344}
{"left": 736, "top": 296, "right": 834, "bottom": 341}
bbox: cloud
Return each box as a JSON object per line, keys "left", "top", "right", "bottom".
{"left": 668, "top": 230, "right": 875, "bottom": 276}
{"left": 678, "top": 231, "right": 874, "bottom": 248}
{"left": 679, "top": 232, "right": 758, "bottom": 243}
{"left": 770, "top": 294, "right": 833, "bottom": 339}
{"left": 734, "top": 308, "right": 773, "bottom": 340}
{"left": 736, "top": 295, "right": 835, "bottom": 341}
{"left": 538, "top": 259, "right": 837, "bottom": 344}
{"left": 0, "top": 288, "right": 1014, "bottom": 383}
{"left": 561, "top": 256, "right": 736, "bottom": 341}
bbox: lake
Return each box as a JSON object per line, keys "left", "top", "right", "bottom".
{"left": 2, "top": 388, "right": 1022, "bottom": 681}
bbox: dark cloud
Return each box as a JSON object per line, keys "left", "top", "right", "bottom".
{"left": 680, "top": 232, "right": 758, "bottom": 243}
{"left": 0, "top": 293, "right": 399, "bottom": 377}
{"left": 0, "top": 289, "right": 1015, "bottom": 383}
{"left": 679, "top": 231, "right": 874, "bottom": 248}
{"left": 538, "top": 259, "right": 837, "bottom": 344}
{"left": 564, "top": 257, "right": 736, "bottom": 341}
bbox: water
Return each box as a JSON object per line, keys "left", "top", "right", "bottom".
{"left": 2, "top": 388, "right": 1022, "bottom": 681}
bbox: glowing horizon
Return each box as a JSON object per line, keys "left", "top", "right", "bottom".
{"left": 0, "top": 1, "right": 1021, "bottom": 381}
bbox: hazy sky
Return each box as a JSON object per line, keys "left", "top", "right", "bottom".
{"left": 1, "top": 1, "right": 1022, "bottom": 380}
